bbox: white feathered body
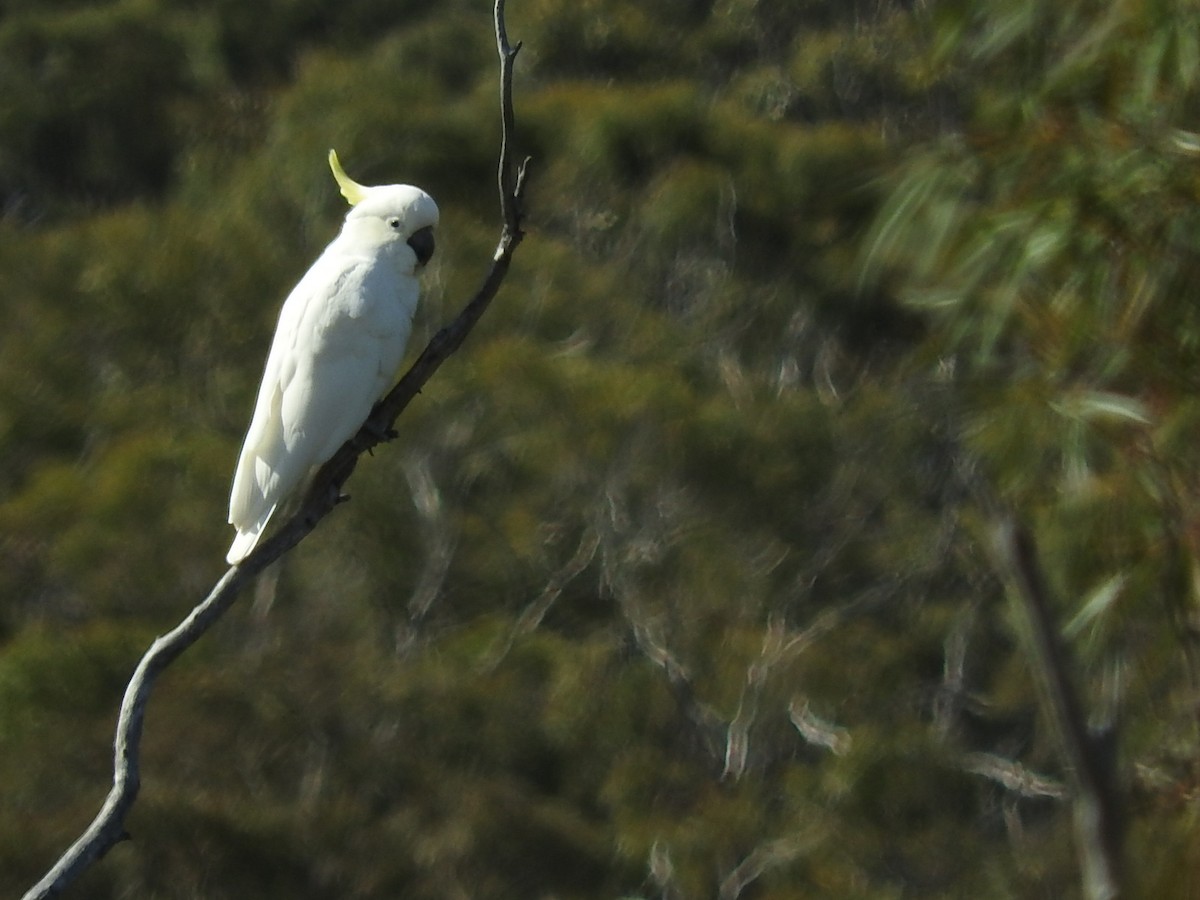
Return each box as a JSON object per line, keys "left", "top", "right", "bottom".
{"left": 226, "top": 173, "right": 438, "bottom": 564}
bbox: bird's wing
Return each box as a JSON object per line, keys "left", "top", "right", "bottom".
{"left": 281, "top": 259, "right": 419, "bottom": 462}
{"left": 226, "top": 253, "right": 353, "bottom": 547}
{"left": 227, "top": 251, "right": 418, "bottom": 564}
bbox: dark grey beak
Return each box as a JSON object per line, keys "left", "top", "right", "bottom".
{"left": 407, "top": 226, "right": 436, "bottom": 266}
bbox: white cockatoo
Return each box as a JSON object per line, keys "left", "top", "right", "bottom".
{"left": 225, "top": 150, "right": 439, "bottom": 564}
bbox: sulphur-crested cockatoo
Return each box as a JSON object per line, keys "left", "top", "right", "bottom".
{"left": 226, "top": 150, "right": 438, "bottom": 564}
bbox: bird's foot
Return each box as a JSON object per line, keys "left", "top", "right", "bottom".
{"left": 322, "top": 478, "right": 350, "bottom": 507}
{"left": 361, "top": 414, "right": 399, "bottom": 450}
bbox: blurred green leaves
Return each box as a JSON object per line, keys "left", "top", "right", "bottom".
{"left": 6, "top": 0, "right": 1200, "bottom": 898}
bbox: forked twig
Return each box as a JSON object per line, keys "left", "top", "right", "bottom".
{"left": 22, "top": 3, "right": 527, "bottom": 896}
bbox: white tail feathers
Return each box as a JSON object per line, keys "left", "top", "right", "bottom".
{"left": 226, "top": 506, "right": 276, "bottom": 564}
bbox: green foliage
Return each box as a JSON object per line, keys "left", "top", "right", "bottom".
{"left": 6, "top": 0, "right": 1200, "bottom": 898}
{"left": 863, "top": 1, "right": 1200, "bottom": 894}
{"left": 0, "top": 2, "right": 209, "bottom": 209}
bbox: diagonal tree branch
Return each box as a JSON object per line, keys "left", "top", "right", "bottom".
{"left": 22, "top": 3, "right": 527, "bottom": 897}
{"left": 993, "top": 515, "right": 1123, "bottom": 900}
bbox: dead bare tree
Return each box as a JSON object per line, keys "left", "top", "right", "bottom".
{"left": 21, "top": 3, "right": 528, "bottom": 897}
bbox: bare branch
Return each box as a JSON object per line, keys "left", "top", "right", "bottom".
{"left": 393, "top": 452, "right": 459, "bottom": 658}
{"left": 788, "top": 698, "right": 851, "bottom": 756}
{"left": 23, "top": 4, "right": 528, "bottom": 896}
{"left": 992, "top": 515, "right": 1123, "bottom": 900}
{"left": 21, "top": 568, "right": 246, "bottom": 900}
{"left": 481, "top": 527, "right": 601, "bottom": 670}
{"left": 717, "top": 836, "right": 811, "bottom": 900}
{"left": 624, "top": 613, "right": 727, "bottom": 762}
{"left": 647, "top": 841, "right": 682, "bottom": 900}
{"left": 494, "top": 0, "right": 529, "bottom": 235}
{"left": 932, "top": 600, "right": 979, "bottom": 740}
{"left": 960, "top": 751, "right": 1067, "bottom": 801}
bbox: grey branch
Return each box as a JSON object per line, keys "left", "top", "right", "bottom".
{"left": 22, "top": 3, "right": 528, "bottom": 896}
{"left": 960, "top": 751, "right": 1068, "bottom": 800}
{"left": 992, "top": 515, "right": 1123, "bottom": 900}
{"left": 717, "top": 836, "right": 812, "bottom": 900}
{"left": 788, "top": 698, "right": 851, "bottom": 756}
{"left": 481, "top": 526, "right": 601, "bottom": 670}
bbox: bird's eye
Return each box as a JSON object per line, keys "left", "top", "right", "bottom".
{"left": 387, "top": 217, "right": 402, "bottom": 229}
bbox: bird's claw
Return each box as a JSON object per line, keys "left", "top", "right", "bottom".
{"left": 362, "top": 416, "right": 399, "bottom": 447}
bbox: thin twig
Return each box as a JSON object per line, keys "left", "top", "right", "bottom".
{"left": 495, "top": 0, "right": 527, "bottom": 235}
{"left": 959, "top": 751, "right": 1067, "bottom": 800}
{"left": 22, "top": 4, "right": 528, "bottom": 896}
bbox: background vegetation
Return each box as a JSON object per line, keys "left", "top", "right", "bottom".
{"left": 2, "top": 0, "right": 1199, "bottom": 896}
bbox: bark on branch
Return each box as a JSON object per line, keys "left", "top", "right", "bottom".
{"left": 22, "top": 3, "right": 527, "bottom": 896}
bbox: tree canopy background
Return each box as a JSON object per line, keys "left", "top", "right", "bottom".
{"left": 2, "top": 0, "right": 1199, "bottom": 897}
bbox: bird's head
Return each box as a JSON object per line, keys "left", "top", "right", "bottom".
{"left": 328, "top": 149, "right": 439, "bottom": 269}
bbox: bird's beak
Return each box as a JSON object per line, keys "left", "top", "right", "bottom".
{"left": 407, "top": 226, "right": 436, "bottom": 266}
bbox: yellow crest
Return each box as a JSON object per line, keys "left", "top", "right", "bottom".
{"left": 327, "top": 149, "right": 370, "bottom": 206}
